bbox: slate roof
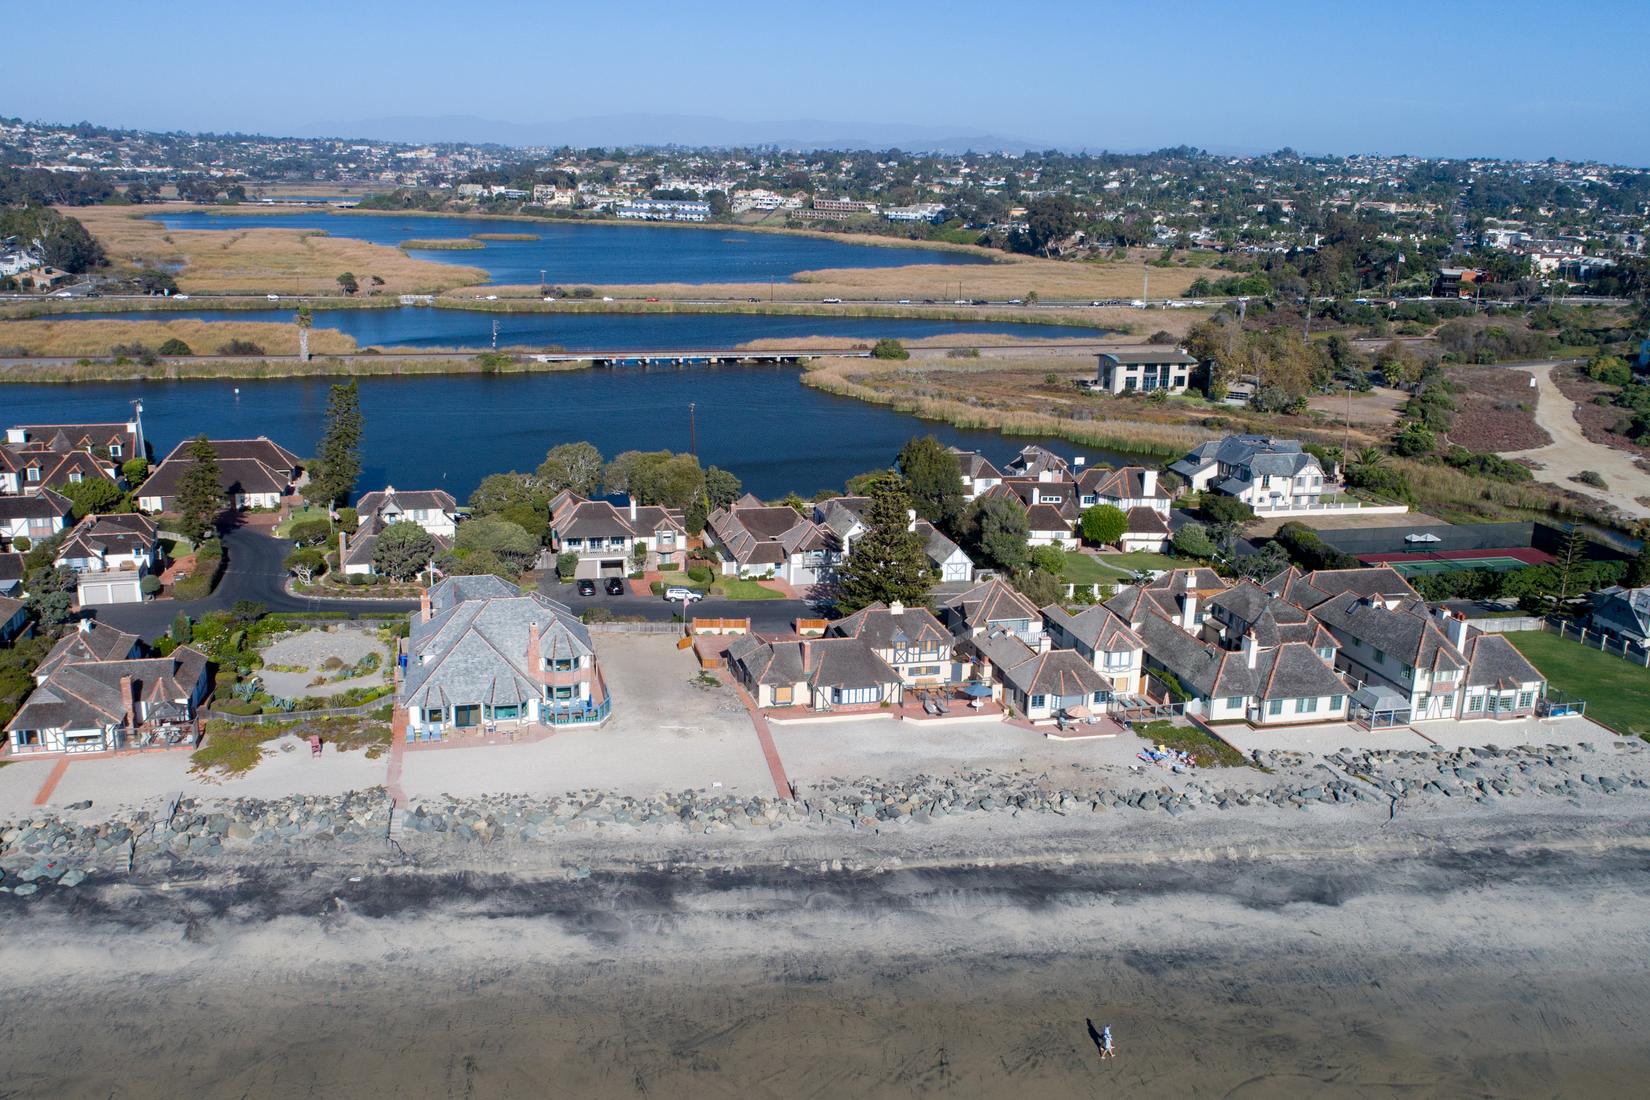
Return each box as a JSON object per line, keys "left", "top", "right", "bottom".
{"left": 1124, "top": 506, "right": 1170, "bottom": 535}
{"left": 1025, "top": 503, "right": 1074, "bottom": 533}
{"left": 7, "top": 646, "right": 208, "bottom": 735}
{"left": 7, "top": 421, "right": 137, "bottom": 457}
{"left": 1310, "top": 593, "right": 1467, "bottom": 675}
{"left": 0, "top": 551, "right": 23, "bottom": 590}
{"left": 0, "top": 593, "right": 24, "bottom": 626}
{"left": 550, "top": 493, "right": 684, "bottom": 541}
{"left": 828, "top": 602, "right": 951, "bottom": 650}
{"left": 706, "top": 504, "right": 828, "bottom": 566}
{"left": 726, "top": 635, "right": 900, "bottom": 690}
{"left": 1042, "top": 604, "right": 1143, "bottom": 653}
{"left": 1461, "top": 632, "right": 1544, "bottom": 689}
{"left": 1139, "top": 611, "right": 1349, "bottom": 702}
{"left": 0, "top": 489, "right": 72, "bottom": 522}
{"left": 142, "top": 440, "right": 297, "bottom": 504}
{"left": 403, "top": 576, "right": 603, "bottom": 712}
{"left": 57, "top": 512, "right": 158, "bottom": 564}
{"left": 38, "top": 622, "right": 141, "bottom": 679}
{"left": 949, "top": 448, "right": 1002, "bottom": 481}
{"left": 1003, "top": 445, "right": 1070, "bottom": 478}
{"left": 968, "top": 628, "right": 1110, "bottom": 699}
{"left": 357, "top": 487, "right": 458, "bottom": 519}
{"left": 1266, "top": 565, "right": 1418, "bottom": 611}
{"left": 1169, "top": 434, "right": 1322, "bottom": 482}
{"left": 1078, "top": 465, "right": 1169, "bottom": 503}
{"left": 940, "top": 578, "right": 1041, "bottom": 633}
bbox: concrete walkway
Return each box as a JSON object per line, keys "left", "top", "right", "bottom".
{"left": 1507, "top": 362, "right": 1650, "bottom": 520}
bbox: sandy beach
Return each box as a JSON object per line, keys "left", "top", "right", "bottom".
{"left": 3, "top": 797, "right": 1649, "bottom": 1099}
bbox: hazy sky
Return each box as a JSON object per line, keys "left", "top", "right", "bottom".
{"left": 8, "top": 0, "right": 1649, "bottom": 164}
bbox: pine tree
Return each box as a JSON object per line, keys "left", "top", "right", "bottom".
{"left": 316, "top": 380, "right": 363, "bottom": 506}
{"left": 897, "top": 435, "right": 964, "bottom": 531}
{"left": 835, "top": 473, "right": 931, "bottom": 612}
{"left": 175, "top": 435, "right": 225, "bottom": 541}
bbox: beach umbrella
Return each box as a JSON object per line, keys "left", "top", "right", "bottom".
{"left": 962, "top": 682, "right": 994, "bottom": 697}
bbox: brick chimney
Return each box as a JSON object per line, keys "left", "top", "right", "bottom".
{"left": 528, "top": 621, "right": 542, "bottom": 673}
{"left": 338, "top": 529, "right": 348, "bottom": 563}
{"left": 119, "top": 674, "right": 135, "bottom": 729}
{"left": 1037, "top": 632, "right": 1052, "bottom": 654}
{"left": 419, "top": 587, "right": 431, "bottom": 623}
{"left": 801, "top": 640, "right": 812, "bottom": 673}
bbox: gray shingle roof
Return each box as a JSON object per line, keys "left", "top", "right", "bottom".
{"left": 1462, "top": 632, "right": 1543, "bottom": 689}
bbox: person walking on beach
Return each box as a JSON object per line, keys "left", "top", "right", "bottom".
{"left": 1100, "top": 1025, "right": 1115, "bottom": 1059}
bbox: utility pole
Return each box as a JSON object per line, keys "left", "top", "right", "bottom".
{"left": 131, "top": 400, "right": 145, "bottom": 461}
{"left": 688, "top": 402, "right": 697, "bottom": 458}
{"left": 540, "top": 267, "right": 546, "bottom": 290}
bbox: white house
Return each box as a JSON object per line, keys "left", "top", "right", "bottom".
{"left": 1168, "top": 434, "right": 1332, "bottom": 511}
{"left": 1086, "top": 347, "right": 1199, "bottom": 395}
{"left": 342, "top": 487, "right": 462, "bottom": 576}
{"left": 138, "top": 437, "right": 301, "bottom": 513}
{"left": 813, "top": 498, "right": 974, "bottom": 584}
{"left": 0, "top": 489, "right": 73, "bottom": 549}
{"left": 704, "top": 497, "right": 838, "bottom": 587}
{"left": 54, "top": 512, "right": 162, "bottom": 605}
{"left": 547, "top": 491, "right": 686, "bottom": 580}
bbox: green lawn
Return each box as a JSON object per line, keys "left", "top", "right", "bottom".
{"left": 274, "top": 507, "right": 330, "bottom": 538}
{"left": 1094, "top": 551, "right": 1183, "bottom": 573}
{"left": 1061, "top": 551, "right": 1130, "bottom": 583}
{"left": 1505, "top": 630, "right": 1650, "bottom": 739}
{"left": 715, "top": 578, "right": 786, "bottom": 600}
{"left": 1134, "top": 719, "right": 1249, "bottom": 768}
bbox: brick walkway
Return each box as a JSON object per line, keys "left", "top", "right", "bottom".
{"left": 32, "top": 758, "right": 72, "bottom": 806}
{"left": 720, "top": 670, "right": 793, "bottom": 800}
{"left": 385, "top": 708, "right": 408, "bottom": 803}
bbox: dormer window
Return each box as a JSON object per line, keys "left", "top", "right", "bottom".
{"left": 109, "top": 444, "right": 122, "bottom": 458}
{"left": 26, "top": 467, "right": 40, "bottom": 482}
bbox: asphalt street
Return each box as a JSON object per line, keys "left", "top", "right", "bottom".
{"left": 90, "top": 524, "right": 810, "bottom": 640}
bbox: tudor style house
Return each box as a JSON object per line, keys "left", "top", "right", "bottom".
{"left": 341, "top": 487, "right": 462, "bottom": 576}
{"left": 1085, "top": 346, "right": 1199, "bottom": 395}
{"left": 1, "top": 420, "right": 138, "bottom": 496}
{"left": 1076, "top": 465, "right": 1174, "bottom": 552}
{"left": 1041, "top": 603, "right": 1146, "bottom": 696}
{"left": 1168, "top": 434, "right": 1333, "bottom": 512}
{"left": 813, "top": 497, "right": 974, "bottom": 584}
{"left": 54, "top": 512, "right": 163, "bottom": 606}
{"left": 939, "top": 577, "right": 1045, "bottom": 642}
{"left": 962, "top": 627, "right": 1111, "bottom": 724}
{"left": 826, "top": 601, "right": 958, "bottom": 687}
{"left": 704, "top": 496, "right": 837, "bottom": 587}
{"left": 950, "top": 448, "right": 1003, "bottom": 501}
{"left": 0, "top": 592, "right": 29, "bottom": 645}
{"left": 400, "top": 575, "right": 612, "bottom": 737}
{"left": 138, "top": 437, "right": 302, "bottom": 513}
{"left": 0, "top": 489, "right": 73, "bottom": 549}
{"left": 548, "top": 491, "right": 686, "bottom": 579}
{"left": 5, "top": 622, "right": 210, "bottom": 755}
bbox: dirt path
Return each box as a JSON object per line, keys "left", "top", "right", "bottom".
{"left": 1507, "top": 361, "right": 1650, "bottom": 520}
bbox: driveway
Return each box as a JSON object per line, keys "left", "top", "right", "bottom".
{"left": 1507, "top": 362, "right": 1650, "bottom": 520}
{"left": 88, "top": 525, "right": 812, "bottom": 642}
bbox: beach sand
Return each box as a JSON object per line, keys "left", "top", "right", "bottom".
{"left": 3, "top": 803, "right": 1649, "bottom": 1098}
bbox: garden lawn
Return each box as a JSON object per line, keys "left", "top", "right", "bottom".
{"left": 1061, "top": 551, "right": 1130, "bottom": 584}
{"left": 1505, "top": 630, "right": 1650, "bottom": 739}
{"left": 275, "top": 507, "right": 330, "bottom": 538}
{"left": 714, "top": 578, "right": 786, "bottom": 600}
{"left": 1094, "top": 551, "right": 1183, "bottom": 574}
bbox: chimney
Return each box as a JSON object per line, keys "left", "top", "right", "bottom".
{"left": 1242, "top": 631, "right": 1258, "bottom": 669}
{"left": 629, "top": 497, "right": 637, "bottom": 522}
{"left": 338, "top": 529, "right": 348, "bottom": 562}
{"left": 79, "top": 618, "right": 93, "bottom": 635}
{"left": 801, "top": 640, "right": 812, "bottom": 672}
{"left": 119, "top": 674, "right": 135, "bottom": 728}
{"left": 419, "top": 587, "right": 431, "bottom": 623}
{"left": 1141, "top": 468, "right": 1158, "bottom": 498}
{"left": 1449, "top": 610, "right": 1469, "bottom": 651}
{"left": 889, "top": 600, "right": 904, "bottom": 616}
{"left": 1179, "top": 573, "right": 1198, "bottom": 631}
{"left": 1037, "top": 632, "right": 1052, "bottom": 654}
{"left": 528, "top": 621, "right": 542, "bottom": 672}
{"left": 907, "top": 507, "right": 917, "bottom": 532}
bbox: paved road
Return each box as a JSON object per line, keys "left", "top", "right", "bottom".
{"left": 91, "top": 524, "right": 811, "bottom": 640}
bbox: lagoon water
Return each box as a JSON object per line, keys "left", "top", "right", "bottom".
{"left": 150, "top": 211, "right": 993, "bottom": 285}
{"left": 1, "top": 366, "right": 1125, "bottom": 499}
{"left": 75, "top": 307, "right": 1101, "bottom": 351}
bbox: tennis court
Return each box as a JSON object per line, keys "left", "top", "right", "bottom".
{"left": 1360, "top": 547, "right": 1553, "bottom": 576}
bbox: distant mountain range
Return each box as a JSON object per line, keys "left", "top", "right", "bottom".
{"left": 292, "top": 112, "right": 1057, "bottom": 153}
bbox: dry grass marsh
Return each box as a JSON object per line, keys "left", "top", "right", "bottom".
{"left": 0, "top": 318, "right": 357, "bottom": 358}
{"left": 69, "top": 204, "right": 487, "bottom": 294}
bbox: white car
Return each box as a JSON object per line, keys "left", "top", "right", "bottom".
{"left": 663, "top": 586, "right": 704, "bottom": 603}
{"left": 822, "top": 297, "right": 842, "bottom": 304}
{"left": 173, "top": 293, "right": 190, "bottom": 301}
{"left": 602, "top": 296, "right": 615, "bottom": 302}
{"left": 267, "top": 293, "right": 279, "bottom": 301}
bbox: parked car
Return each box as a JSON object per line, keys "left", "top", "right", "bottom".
{"left": 663, "top": 586, "right": 704, "bottom": 603}
{"left": 821, "top": 297, "right": 842, "bottom": 304}
{"left": 604, "top": 577, "right": 625, "bottom": 595}
{"left": 576, "top": 578, "right": 596, "bottom": 596}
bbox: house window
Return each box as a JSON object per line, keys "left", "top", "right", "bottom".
{"left": 1092, "top": 690, "right": 1106, "bottom": 704}
{"left": 26, "top": 467, "right": 39, "bottom": 482}
{"left": 1435, "top": 668, "right": 1458, "bottom": 682}
{"left": 110, "top": 444, "right": 122, "bottom": 457}
{"left": 774, "top": 686, "right": 793, "bottom": 705}
{"left": 1316, "top": 646, "right": 1334, "bottom": 661}
{"left": 490, "top": 704, "right": 519, "bottom": 721}
{"left": 1030, "top": 694, "right": 1046, "bottom": 710}
{"left": 1466, "top": 694, "right": 1484, "bottom": 713}
{"left": 1374, "top": 649, "right": 1388, "bottom": 665}
{"left": 563, "top": 537, "right": 582, "bottom": 549}
{"left": 425, "top": 706, "right": 445, "bottom": 723}
{"left": 453, "top": 704, "right": 480, "bottom": 727}
{"left": 832, "top": 686, "right": 880, "bottom": 705}
{"left": 1297, "top": 697, "right": 1319, "bottom": 714}
{"left": 1436, "top": 693, "right": 1455, "bottom": 712}
{"left": 1267, "top": 699, "right": 1283, "bottom": 716}
{"left": 552, "top": 686, "right": 575, "bottom": 701}
{"left": 1401, "top": 664, "right": 1415, "bottom": 680}
{"left": 69, "top": 472, "right": 83, "bottom": 483}
{"left": 1225, "top": 696, "right": 1244, "bottom": 709}
{"left": 1330, "top": 694, "right": 1344, "bottom": 710}
{"left": 1517, "top": 690, "right": 1535, "bottom": 709}
{"left": 550, "top": 657, "right": 577, "bottom": 672}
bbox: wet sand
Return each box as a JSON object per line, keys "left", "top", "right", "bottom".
{"left": 4, "top": 805, "right": 1650, "bottom": 1098}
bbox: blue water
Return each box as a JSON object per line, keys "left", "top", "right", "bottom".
{"left": 0, "top": 368, "right": 1132, "bottom": 501}
{"left": 73, "top": 307, "right": 1099, "bottom": 351}
{"left": 150, "top": 211, "right": 992, "bottom": 285}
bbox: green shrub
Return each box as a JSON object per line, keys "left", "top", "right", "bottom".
{"left": 687, "top": 565, "right": 713, "bottom": 584}
{"left": 870, "top": 338, "right": 910, "bottom": 360}
{"left": 157, "top": 338, "right": 193, "bottom": 356}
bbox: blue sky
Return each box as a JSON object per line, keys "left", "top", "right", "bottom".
{"left": 8, "top": 0, "right": 1649, "bottom": 163}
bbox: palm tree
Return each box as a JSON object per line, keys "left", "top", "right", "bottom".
{"left": 1352, "top": 446, "right": 1386, "bottom": 472}
{"left": 296, "top": 303, "right": 312, "bottom": 362}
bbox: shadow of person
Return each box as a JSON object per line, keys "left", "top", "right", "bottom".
{"left": 1086, "top": 1018, "right": 1104, "bottom": 1054}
